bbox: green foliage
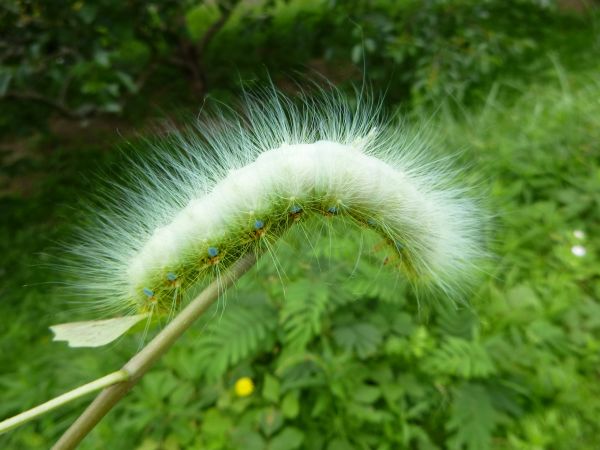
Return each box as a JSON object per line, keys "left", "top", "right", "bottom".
{"left": 280, "top": 279, "right": 330, "bottom": 350}
{"left": 423, "top": 337, "right": 497, "bottom": 379}
{"left": 191, "top": 295, "right": 278, "bottom": 380}
{"left": 3, "top": 0, "right": 594, "bottom": 134}
{"left": 0, "top": 0, "right": 256, "bottom": 129}
{"left": 322, "top": 0, "right": 596, "bottom": 107}
{"left": 2, "top": 2, "right": 600, "bottom": 449}
{"left": 0, "top": 0, "right": 336, "bottom": 133}
{"left": 73, "top": 67, "right": 599, "bottom": 449}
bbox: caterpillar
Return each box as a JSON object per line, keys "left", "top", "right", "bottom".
{"left": 50, "top": 87, "right": 485, "bottom": 347}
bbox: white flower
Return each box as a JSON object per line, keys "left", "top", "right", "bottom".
{"left": 573, "top": 230, "right": 585, "bottom": 240}
{"left": 571, "top": 245, "right": 586, "bottom": 257}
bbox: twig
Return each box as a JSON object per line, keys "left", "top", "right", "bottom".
{"left": 0, "top": 371, "right": 130, "bottom": 435}
{"left": 174, "top": 2, "right": 236, "bottom": 99}
{"left": 2, "top": 91, "right": 84, "bottom": 119}
{"left": 197, "top": 5, "right": 233, "bottom": 57}
{"left": 52, "top": 252, "right": 258, "bottom": 449}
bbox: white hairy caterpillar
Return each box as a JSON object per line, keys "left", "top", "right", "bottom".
{"left": 51, "top": 87, "right": 485, "bottom": 347}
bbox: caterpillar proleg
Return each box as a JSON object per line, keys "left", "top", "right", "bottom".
{"left": 51, "top": 88, "right": 485, "bottom": 347}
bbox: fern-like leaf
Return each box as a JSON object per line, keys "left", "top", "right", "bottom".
{"left": 194, "top": 300, "right": 277, "bottom": 380}
{"left": 435, "top": 303, "right": 479, "bottom": 339}
{"left": 423, "top": 337, "right": 496, "bottom": 379}
{"left": 333, "top": 322, "right": 383, "bottom": 359}
{"left": 446, "top": 383, "right": 497, "bottom": 450}
{"left": 347, "top": 261, "right": 408, "bottom": 305}
{"left": 280, "top": 280, "right": 329, "bottom": 350}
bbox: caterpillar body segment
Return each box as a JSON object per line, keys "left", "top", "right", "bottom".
{"left": 51, "top": 89, "right": 485, "bottom": 347}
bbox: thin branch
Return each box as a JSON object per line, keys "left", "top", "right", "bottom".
{"left": 197, "top": 6, "right": 234, "bottom": 57}
{"left": 0, "top": 371, "right": 130, "bottom": 435}
{"left": 175, "top": 2, "right": 236, "bottom": 98}
{"left": 132, "top": 59, "right": 158, "bottom": 94}
{"left": 2, "top": 91, "right": 85, "bottom": 119}
{"left": 52, "top": 251, "right": 258, "bottom": 450}
{"left": 58, "top": 73, "right": 74, "bottom": 105}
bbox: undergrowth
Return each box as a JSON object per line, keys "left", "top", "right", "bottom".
{"left": 1, "top": 63, "right": 600, "bottom": 450}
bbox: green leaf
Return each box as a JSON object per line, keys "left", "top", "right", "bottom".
{"left": 281, "top": 391, "right": 300, "bottom": 418}
{"left": 168, "top": 381, "right": 195, "bottom": 408}
{"left": 435, "top": 304, "right": 479, "bottom": 339}
{"left": 94, "top": 50, "right": 111, "bottom": 68}
{"left": 78, "top": 3, "right": 98, "bottom": 23}
{"left": 139, "top": 370, "right": 180, "bottom": 403}
{"left": 346, "top": 402, "right": 391, "bottom": 424}
{"left": 261, "top": 407, "right": 284, "bottom": 437}
{"left": 391, "top": 312, "right": 415, "bottom": 336}
{"left": 352, "top": 384, "right": 381, "bottom": 404}
{"left": 384, "top": 335, "right": 406, "bottom": 356}
{"left": 193, "top": 300, "right": 277, "bottom": 380}
{"left": 281, "top": 280, "right": 329, "bottom": 350}
{"left": 311, "top": 393, "right": 331, "bottom": 418}
{"left": 506, "top": 284, "right": 541, "bottom": 310}
{"left": 333, "top": 322, "right": 382, "bottom": 359}
{"left": 263, "top": 374, "right": 281, "bottom": 403}
{"left": 115, "top": 71, "right": 138, "bottom": 93}
{"left": 201, "top": 408, "right": 233, "bottom": 439}
{"left": 327, "top": 438, "right": 354, "bottom": 450}
{"left": 102, "top": 102, "right": 122, "bottom": 113}
{"left": 423, "top": 337, "right": 496, "bottom": 379}
{"left": 231, "top": 428, "right": 266, "bottom": 450}
{"left": 269, "top": 427, "right": 305, "bottom": 450}
{"left": 347, "top": 261, "right": 407, "bottom": 304}
{"left": 446, "top": 384, "right": 497, "bottom": 450}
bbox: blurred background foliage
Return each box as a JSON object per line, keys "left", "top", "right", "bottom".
{"left": 1, "top": 0, "right": 600, "bottom": 449}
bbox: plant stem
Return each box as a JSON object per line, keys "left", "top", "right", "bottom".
{"left": 0, "top": 370, "right": 130, "bottom": 435}
{"left": 52, "top": 251, "right": 258, "bottom": 450}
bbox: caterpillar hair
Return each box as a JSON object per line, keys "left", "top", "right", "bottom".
{"left": 50, "top": 86, "right": 486, "bottom": 347}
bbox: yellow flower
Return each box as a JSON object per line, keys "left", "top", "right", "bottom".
{"left": 234, "top": 377, "right": 254, "bottom": 397}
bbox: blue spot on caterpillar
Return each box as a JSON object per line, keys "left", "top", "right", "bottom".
{"left": 166, "top": 272, "right": 177, "bottom": 281}
{"left": 207, "top": 247, "right": 219, "bottom": 258}
{"left": 327, "top": 206, "right": 339, "bottom": 215}
{"left": 254, "top": 219, "right": 264, "bottom": 230}
{"left": 143, "top": 287, "right": 154, "bottom": 297}
{"left": 289, "top": 205, "right": 302, "bottom": 214}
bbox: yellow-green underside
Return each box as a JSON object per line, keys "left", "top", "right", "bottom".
{"left": 130, "top": 197, "right": 417, "bottom": 316}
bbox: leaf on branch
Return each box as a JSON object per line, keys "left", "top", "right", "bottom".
{"left": 49, "top": 314, "right": 150, "bottom": 347}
